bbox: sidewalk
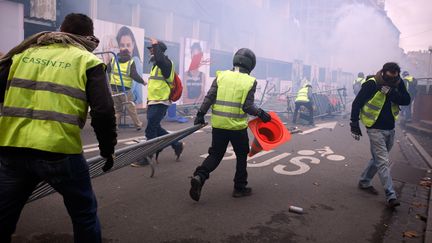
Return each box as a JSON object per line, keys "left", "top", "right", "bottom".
{"left": 400, "top": 122, "right": 432, "bottom": 243}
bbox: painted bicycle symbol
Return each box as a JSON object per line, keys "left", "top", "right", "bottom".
{"left": 200, "top": 146, "right": 345, "bottom": 176}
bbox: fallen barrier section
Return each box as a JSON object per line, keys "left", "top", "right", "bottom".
{"left": 28, "top": 124, "right": 206, "bottom": 202}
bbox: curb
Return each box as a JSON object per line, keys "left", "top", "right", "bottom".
{"left": 427, "top": 185, "right": 432, "bottom": 243}
{"left": 406, "top": 132, "right": 432, "bottom": 242}
{"left": 406, "top": 133, "right": 432, "bottom": 169}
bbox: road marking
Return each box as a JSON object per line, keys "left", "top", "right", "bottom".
{"left": 326, "top": 154, "right": 345, "bottom": 161}
{"left": 83, "top": 147, "right": 100, "bottom": 153}
{"left": 273, "top": 156, "right": 320, "bottom": 175}
{"left": 301, "top": 122, "right": 337, "bottom": 135}
{"left": 83, "top": 136, "right": 145, "bottom": 149}
{"left": 298, "top": 150, "right": 316, "bottom": 156}
{"left": 200, "top": 147, "right": 274, "bottom": 161}
{"left": 248, "top": 153, "right": 291, "bottom": 167}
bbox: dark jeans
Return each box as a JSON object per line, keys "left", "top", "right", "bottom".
{"left": 194, "top": 128, "right": 250, "bottom": 189}
{"left": 145, "top": 104, "right": 181, "bottom": 149}
{"left": 0, "top": 154, "right": 101, "bottom": 243}
{"left": 293, "top": 101, "right": 314, "bottom": 124}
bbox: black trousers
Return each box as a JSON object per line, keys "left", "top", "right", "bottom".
{"left": 194, "top": 128, "right": 250, "bottom": 190}
{"left": 293, "top": 101, "right": 314, "bottom": 124}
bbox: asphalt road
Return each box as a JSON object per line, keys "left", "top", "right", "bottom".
{"left": 12, "top": 116, "right": 430, "bottom": 243}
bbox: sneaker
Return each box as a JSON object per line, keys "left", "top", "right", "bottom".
{"left": 131, "top": 157, "right": 149, "bottom": 167}
{"left": 232, "top": 187, "right": 252, "bottom": 198}
{"left": 174, "top": 142, "right": 184, "bottom": 161}
{"left": 358, "top": 184, "right": 379, "bottom": 195}
{"left": 388, "top": 198, "right": 401, "bottom": 208}
{"left": 189, "top": 175, "right": 203, "bottom": 201}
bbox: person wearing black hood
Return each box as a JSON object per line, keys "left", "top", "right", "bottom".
{"left": 189, "top": 48, "right": 271, "bottom": 202}
{"left": 350, "top": 62, "right": 410, "bottom": 209}
{"left": 107, "top": 49, "right": 147, "bottom": 130}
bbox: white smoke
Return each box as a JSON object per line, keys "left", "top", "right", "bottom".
{"left": 322, "top": 3, "right": 403, "bottom": 74}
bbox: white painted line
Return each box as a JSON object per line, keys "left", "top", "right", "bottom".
{"left": 248, "top": 153, "right": 291, "bottom": 167}
{"left": 83, "top": 147, "right": 99, "bottom": 153}
{"left": 301, "top": 122, "right": 337, "bottom": 135}
{"left": 247, "top": 150, "right": 275, "bottom": 161}
{"left": 83, "top": 136, "right": 145, "bottom": 149}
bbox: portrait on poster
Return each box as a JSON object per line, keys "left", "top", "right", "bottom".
{"left": 183, "top": 38, "right": 210, "bottom": 105}
{"left": 93, "top": 19, "right": 146, "bottom": 106}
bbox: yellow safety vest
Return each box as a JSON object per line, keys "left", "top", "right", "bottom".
{"left": 295, "top": 86, "right": 310, "bottom": 102}
{"left": 211, "top": 70, "right": 255, "bottom": 130}
{"left": 404, "top": 76, "right": 414, "bottom": 90}
{"left": 110, "top": 57, "right": 133, "bottom": 89}
{"left": 0, "top": 44, "right": 103, "bottom": 154}
{"left": 360, "top": 77, "right": 400, "bottom": 127}
{"left": 147, "top": 62, "right": 174, "bottom": 101}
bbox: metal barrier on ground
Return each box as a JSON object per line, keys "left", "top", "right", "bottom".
{"left": 28, "top": 124, "right": 206, "bottom": 203}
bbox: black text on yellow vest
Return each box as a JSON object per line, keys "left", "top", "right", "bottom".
{"left": 0, "top": 44, "right": 103, "bottom": 154}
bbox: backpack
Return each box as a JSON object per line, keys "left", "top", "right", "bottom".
{"left": 168, "top": 73, "right": 183, "bottom": 102}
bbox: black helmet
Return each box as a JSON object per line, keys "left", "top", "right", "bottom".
{"left": 147, "top": 40, "right": 167, "bottom": 53}
{"left": 358, "top": 72, "right": 364, "bottom": 78}
{"left": 233, "top": 48, "right": 256, "bottom": 73}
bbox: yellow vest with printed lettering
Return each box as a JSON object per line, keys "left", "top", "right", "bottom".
{"left": 0, "top": 44, "right": 103, "bottom": 154}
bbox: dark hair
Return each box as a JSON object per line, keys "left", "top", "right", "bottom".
{"left": 191, "top": 42, "right": 202, "bottom": 52}
{"left": 116, "top": 26, "right": 141, "bottom": 61}
{"left": 60, "top": 13, "right": 94, "bottom": 36}
{"left": 382, "top": 62, "right": 401, "bottom": 74}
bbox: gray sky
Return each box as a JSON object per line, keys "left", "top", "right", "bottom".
{"left": 386, "top": 0, "right": 432, "bottom": 52}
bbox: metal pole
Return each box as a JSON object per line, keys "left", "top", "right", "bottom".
{"left": 428, "top": 46, "right": 432, "bottom": 77}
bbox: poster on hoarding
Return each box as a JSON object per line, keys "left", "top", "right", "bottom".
{"left": 93, "top": 19, "right": 146, "bottom": 106}
{"left": 183, "top": 38, "right": 210, "bottom": 105}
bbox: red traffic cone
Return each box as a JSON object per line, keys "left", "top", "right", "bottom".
{"left": 248, "top": 112, "right": 291, "bottom": 157}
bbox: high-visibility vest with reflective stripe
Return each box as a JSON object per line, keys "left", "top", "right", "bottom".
{"left": 0, "top": 44, "right": 103, "bottom": 154}
{"left": 295, "top": 86, "right": 310, "bottom": 102}
{"left": 211, "top": 70, "right": 255, "bottom": 130}
{"left": 404, "top": 76, "right": 414, "bottom": 90}
{"left": 353, "top": 77, "right": 366, "bottom": 85}
{"left": 147, "top": 62, "right": 174, "bottom": 101}
{"left": 360, "top": 77, "right": 400, "bottom": 127}
{"left": 110, "top": 57, "right": 133, "bottom": 89}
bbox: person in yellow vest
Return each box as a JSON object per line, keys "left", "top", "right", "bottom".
{"left": 401, "top": 71, "right": 417, "bottom": 121}
{"left": 189, "top": 48, "right": 271, "bottom": 201}
{"left": 131, "top": 38, "right": 184, "bottom": 166}
{"left": 107, "top": 49, "right": 146, "bottom": 130}
{"left": 292, "top": 84, "right": 314, "bottom": 125}
{"left": 0, "top": 13, "right": 117, "bottom": 242}
{"left": 350, "top": 62, "right": 410, "bottom": 209}
{"left": 353, "top": 72, "right": 366, "bottom": 96}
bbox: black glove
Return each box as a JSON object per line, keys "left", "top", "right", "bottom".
{"left": 99, "top": 143, "right": 114, "bottom": 158}
{"left": 102, "top": 154, "right": 114, "bottom": 172}
{"left": 194, "top": 112, "right": 206, "bottom": 125}
{"left": 257, "top": 109, "right": 271, "bottom": 123}
{"left": 350, "top": 121, "right": 362, "bottom": 141}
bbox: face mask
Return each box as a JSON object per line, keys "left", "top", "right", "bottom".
{"left": 383, "top": 74, "right": 399, "bottom": 83}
